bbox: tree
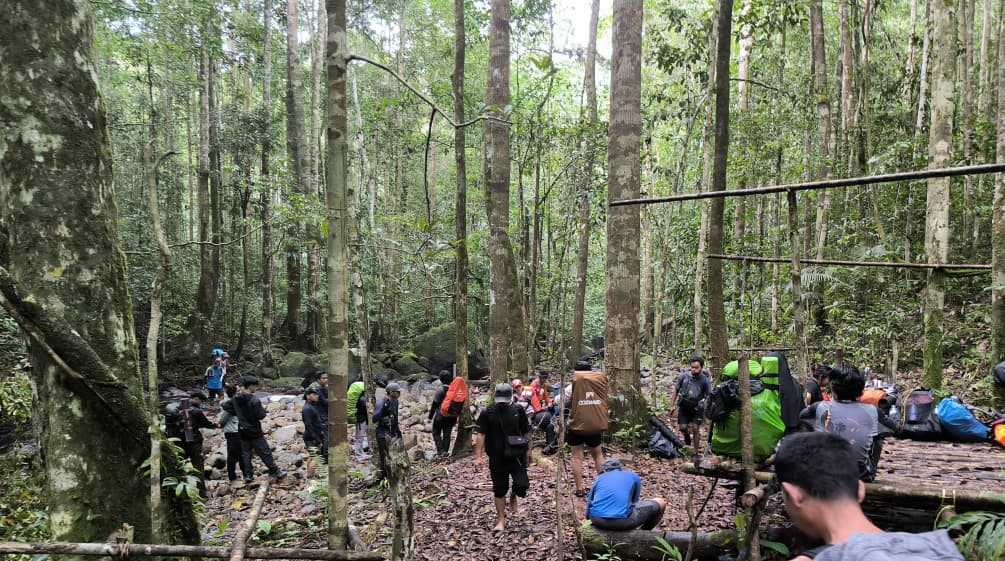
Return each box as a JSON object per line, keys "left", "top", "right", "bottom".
{"left": 283, "top": 0, "right": 308, "bottom": 344}
{"left": 0, "top": 0, "right": 198, "bottom": 545}
{"left": 992, "top": 0, "right": 1005, "bottom": 396}
{"left": 923, "top": 0, "right": 956, "bottom": 389}
{"left": 606, "top": 0, "right": 644, "bottom": 426}
{"left": 325, "top": 0, "right": 351, "bottom": 549}
{"left": 261, "top": 0, "right": 276, "bottom": 368}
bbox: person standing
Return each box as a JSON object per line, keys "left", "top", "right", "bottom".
{"left": 475, "top": 383, "right": 531, "bottom": 532}
{"left": 302, "top": 387, "right": 328, "bottom": 476}
{"left": 204, "top": 356, "right": 226, "bottom": 405}
{"left": 179, "top": 391, "right": 217, "bottom": 497}
{"left": 567, "top": 364, "right": 608, "bottom": 497}
{"left": 232, "top": 376, "right": 287, "bottom": 482}
{"left": 586, "top": 458, "right": 666, "bottom": 531}
{"left": 670, "top": 357, "right": 712, "bottom": 454}
{"left": 428, "top": 370, "right": 457, "bottom": 458}
{"left": 372, "top": 382, "right": 403, "bottom": 483}
{"left": 347, "top": 380, "right": 369, "bottom": 459}
{"left": 218, "top": 385, "right": 251, "bottom": 484}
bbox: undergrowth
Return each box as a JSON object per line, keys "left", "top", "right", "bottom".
{"left": 0, "top": 449, "right": 50, "bottom": 557}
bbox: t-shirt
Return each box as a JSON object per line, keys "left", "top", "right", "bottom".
{"left": 586, "top": 470, "right": 641, "bottom": 519}
{"left": 475, "top": 403, "right": 530, "bottom": 471}
{"left": 674, "top": 371, "right": 711, "bottom": 410}
{"left": 814, "top": 530, "right": 963, "bottom": 561}
{"left": 802, "top": 401, "right": 880, "bottom": 479}
{"left": 205, "top": 365, "right": 224, "bottom": 389}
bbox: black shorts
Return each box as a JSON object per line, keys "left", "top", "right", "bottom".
{"left": 207, "top": 387, "right": 222, "bottom": 400}
{"left": 589, "top": 499, "right": 663, "bottom": 531}
{"left": 490, "top": 461, "right": 529, "bottom": 498}
{"left": 566, "top": 431, "right": 602, "bottom": 448}
{"left": 677, "top": 405, "right": 701, "bottom": 426}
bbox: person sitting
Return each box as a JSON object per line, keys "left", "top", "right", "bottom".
{"left": 775, "top": 432, "right": 964, "bottom": 561}
{"left": 585, "top": 458, "right": 666, "bottom": 531}
{"left": 529, "top": 371, "right": 558, "bottom": 454}
{"left": 805, "top": 364, "right": 832, "bottom": 405}
{"left": 799, "top": 365, "right": 897, "bottom": 482}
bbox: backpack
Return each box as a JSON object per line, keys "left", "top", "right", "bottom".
{"left": 704, "top": 380, "right": 740, "bottom": 424}
{"left": 762, "top": 353, "right": 806, "bottom": 431}
{"left": 992, "top": 419, "right": 1005, "bottom": 448}
{"left": 903, "top": 389, "right": 936, "bottom": 423}
{"left": 936, "top": 398, "right": 990, "bottom": 443}
{"left": 994, "top": 361, "right": 1005, "bottom": 388}
{"left": 568, "top": 371, "right": 608, "bottom": 433}
{"left": 676, "top": 372, "right": 707, "bottom": 409}
{"left": 176, "top": 400, "right": 196, "bottom": 443}
{"left": 440, "top": 377, "right": 468, "bottom": 418}
{"left": 858, "top": 388, "right": 888, "bottom": 406}
{"left": 647, "top": 430, "right": 683, "bottom": 459}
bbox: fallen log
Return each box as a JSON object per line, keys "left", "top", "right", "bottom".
{"left": 682, "top": 463, "right": 1005, "bottom": 509}
{"left": 0, "top": 542, "right": 383, "bottom": 560}
{"left": 580, "top": 526, "right": 738, "bottom": 561}
{"left": 231, "top": 479, "right": 270, "bottom": 561}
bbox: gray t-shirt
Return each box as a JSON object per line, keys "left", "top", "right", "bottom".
{"left": 815, "top": 530, "right": 963, "bottom": 561}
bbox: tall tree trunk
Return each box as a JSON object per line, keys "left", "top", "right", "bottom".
{"left": 0, "top": 0, "right": 199, "bottom": 544}
{"left": 707, "top": 0, "right": 735, "bottom": 371}
{"left": 570, "top": 0, "right": 600, "bottom": 363}
{"left": 904, "top": 0, "right": 920, "bottom": 107}
{"left": 190, "top": 48, "right": 218, "bottom": 351}
{"left": 308, "top": 0, "right": 327, "bottom": 347}
{"left": 810, "top": 0, "right": 834, "bottom": 261}
{"left": 607, "top": 0, "right": 644, "bottom": 426}
{"left": 451, "top": 0, "right": 474, "bottom": 457}
{"left": 284, "top": 0, "right": 309, "bottom": 344}
{"left": 959, "top": 0, "right": 976, "bottom": 254}
{"left": 923, "top": 0, "right": 956, "bottom": 389}
{"left": 916, "top": 0, "right": 933, "bottom": 136}
{"left": 261, "top": 0, "right": 275, "bottom": 367}
{"left": 209, "top": 56, "right": 223, "bottom": 344}
{"left": 325, "top": 0, "right": 350, "bottom": 548}
{"left": 731, "top": 0, "right": 753, "bottom": 308}
{"left": 991, "top": 1, "right": 1005, "bottom": 393}
{"left": 978, "top": 0, "right": 994, "bottom": 119}
{"left": 694, "top": 16, "right": 718, "bottom": 358}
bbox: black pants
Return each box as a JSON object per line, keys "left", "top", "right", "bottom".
{"left": 490, "top": 459, "right": 530, "bottom": 498}
{"left": 181, "top": 440, "right": 207, "bottom": 496}
{"left": 532, "top": 411, "right": 556, "bottom": 446}
{"left": 225, "top": 432, "right": 251, "bottom": 480}
{"left": 240, "top": 433, "right": 280, "bottom": 477}
{"left": 431, "top": 416, "right": 456, "bottom": 455}
{"left": 376, "top": 435, "right": 391, "bottom": 481}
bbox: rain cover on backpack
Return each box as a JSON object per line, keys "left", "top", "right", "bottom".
{"left": 710, "top": 359, "right": 785, "bottom": 461}
{"left": 936, "top": 398, "right": 989, "bottom": 443}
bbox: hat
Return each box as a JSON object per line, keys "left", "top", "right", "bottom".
{"left": 386, "top": 382, "right": 401, "bottom": 393}
{"left": 305, "top": 387, "right": 320, "bottom": 395}
{"left": 601, "top": 458, "right": 623, "bottom": 472}
{"left": 190, "top": 390, "right": 208, "bottom": 400}
{"left": 574, "top": 361, "right": 592, "bottom": 371}
{"left": 242, "top": 375, "right": 259, "bottom": 387}
{"left": 537, "top": 370, "right": 551, "bottom": 378}
{"left": 494, "top": 383, "right": 513, "bottom": 404}
{"left": 511, "top": 379, "right": 524, "bottom": 390}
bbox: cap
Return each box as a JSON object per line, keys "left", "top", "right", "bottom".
{"left": 242, "top": 375, "right": 259, "bottom": 387}
{"left": 305, "top": 387, "right": 320, "bottom": 395}
{"left": 574, "top": 361, "right": 592, "bottom": 371}
{"left": 601, "top": 458, "right": 623, "bottom": 472}
{"left": 386, "top": 382, "right": 401, "bottom": 393}
{"left": 511, "top": 379, "right": 523, "bottom": 389}
{"left": 190, "top": 390, "right": 208, "bottom": 400}
{"left": 537, "top": 370, "right": 551, "bottom": 378}
{"left": 494, "top": 383, "right": 513, "bottom": 404}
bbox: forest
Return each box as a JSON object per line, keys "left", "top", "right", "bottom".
{"left": 1, "top": 0, "right": 1005, "bottom": 559}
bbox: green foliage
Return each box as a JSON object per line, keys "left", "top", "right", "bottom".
{"left": 652, "top": 536, "right": 683, "bottom": 561}
{"left": 0, "top": 453, "right": 50, "bottom": 555}
{"left": 0, "top": 371, "right": 32, "bottom": 427}
{"left": 939, "top": 503, "right": 1005, "bottom": 561}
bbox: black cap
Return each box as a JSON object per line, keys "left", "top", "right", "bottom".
{"left": 242, "top": 375, "right": 259, "bottom": 387}
{"left": 190, "top": 390, "right": 208, "bottom": 400}
{"left": 305, "top": 387, "right": 320, "bottom": 395}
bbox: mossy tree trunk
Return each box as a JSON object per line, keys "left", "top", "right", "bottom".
{"left": 0, "top": 0, "right": 198, "bottom": 546}
{"left": 991, "top": 2, "right": 1005, "bottom": 405}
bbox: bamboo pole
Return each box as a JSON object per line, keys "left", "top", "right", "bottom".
{"left": 230, "top": 479, "right": 270, "bottom": 561}
{"left": 707, "top": 253, "right": 991, "bottom": 270}
{"left": 0, "top": 542, "right": 383, "bottom": 561}
{"left": 609, "top": 162, "right": 1005, "bottom": 206}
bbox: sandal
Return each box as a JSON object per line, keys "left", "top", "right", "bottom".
{"left": 574, "top": 489, "right": 587, "bottom": 498}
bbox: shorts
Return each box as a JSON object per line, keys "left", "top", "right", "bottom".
{"left": 208, "top": 387, "right": 222, "bottom": 400}
{"left": 490, "top": 461, "right": 529, "bottom": 498}
{"left": 677, "top": 405, "right": 701, "bottom": 426}
{"left": 589, "top": 499, "right": 663, "bottom": 531}
{"left": 566, "top": 431, "right": 602, "bottom": 448}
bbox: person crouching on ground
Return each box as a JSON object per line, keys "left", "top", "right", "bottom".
{"left": 775, "top": 432, "right": 963, "bottom": 561}
{"left": 475, "top": 383, "right": 531, "bottom": 532}
{"left": 586, "top": 458, "right": 666, "bottom": 531}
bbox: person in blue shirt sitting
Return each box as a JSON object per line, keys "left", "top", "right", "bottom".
{"left": 585, "top": 458, "right": 666, "bottom": 531}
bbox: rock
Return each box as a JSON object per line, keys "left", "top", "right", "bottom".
{"left": 273, "top": 424, "right": 299, "bottom": 443}
{"left": 270, "top": 377, "right": 304, "bottom": 391}
{"left": 278, "top": 352, "right": 318, "bottom": 380}
{"left": 407, "top": 322, "right": 489, "bottom": 379}
{"left": 372, "top": 366, "right": 398, "bottom": 388}
{"left": 260, "top": 367, "right": 279, "bottom": 380}
{"left": 406, "top": 371, "right": 433, "bottom": 384}
{"left": 393, "top": 356, "right": 426, "bottom": 377}
{"left": 279, "top": 452, "right": 302, "bottom": 466}
{"left": 300, "top": 504, "right": 317, "bottom": 514}
{"left": 266, "top": 401, "right": 284, "bottom": 412}
{"left": 424, "top": 450, "right": 437, "bottom": 461}
{"left": 210, "top": 454, "right": 226, "bottom": 469}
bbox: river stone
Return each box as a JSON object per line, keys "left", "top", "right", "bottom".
{"left": 273, "top": 424, "right": 299, "bottom": 443}
{"left": 407, "top": 322, "right": 489, "bottom": 379}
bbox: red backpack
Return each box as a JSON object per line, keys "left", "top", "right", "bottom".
{"left": 440, "top": 377, "right": 468, "bottom": 418}
{"left": 992, "top": 419, "right": 1005, "bottom": 448}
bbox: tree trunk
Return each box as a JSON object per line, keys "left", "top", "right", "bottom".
{"left": 810, "top": 0, "right": 834, "bottom": 261}
{"left": 308, "top": 0, "right": 327, "bottom": 348}
{"left": 904, "top": 0, "right": 920, "bottom": 107}
{"left": 451, "top": 0, "right": 474, "bottom": 457}
{"left": 991, "top": 2, "right": 1005, "bottom": 398}
{"left": 695, "top": 17, "right": 718, "bottom": 358}
{"left": 325, "top": 0, "right": 350, "bottom": 548}
{"left": 570, "top": 0, "right": 600, "bottom": 364}
{"left": 284, "top": 0, "right": 309, "bottom": 344}
{"left": 191, "top": 48, "right": 218, "bottom": 351}
{"left": 706, "top": 0, "right": 735, "bottom": 372}
{"left": 788, "top": 191, "right": 810, "bottom": 384}
{"left": 916, "top": 0, "right": 933, "bottom": 136}
{"left": 0, "top": 0, "right": 199, "bottom": 544}
{"left": 388, "top": 439, "right": 415, "bottom": 561}
{"left": 978, "top": 0, "right": 993, "bottom": 119}
{"left": 959, "top": 0, "right": 976, "bottom": 255}
{"left": 923, "top": 0, "right": 956, "bottom": 389}
{"left": 261, "top": 0, "right": 275, "bottom": 368}
{"left": 606, "top": 0, "right": 644, "bottom": 426}
{"left": 731, "top": 0, "right": 753, "bottom": 309}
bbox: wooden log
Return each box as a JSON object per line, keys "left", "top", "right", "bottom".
{"left": 0, "top": 542, "right": 383, "bottom": 560}
{"left": 231, "top": 479, "right": 270, "bottom": 561}
{"left": 580, "top": 526, "right": 738, "bottom": 561}
{"left": 741, "top": 484, "right": 772, "bottom": 509}
{"left": 681, "top": 463, "right": 1005, "bottom": 509}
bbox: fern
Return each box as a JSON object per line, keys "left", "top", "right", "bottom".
{"left": 940, "top": 502, "right": 1005, "bottom": 561}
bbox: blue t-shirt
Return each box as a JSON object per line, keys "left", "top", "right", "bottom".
{"left": 586, "top": 470, "right": 641, "bottom": 519}
{"left": 205, "top": 365, "right": 224, "bottom": 389}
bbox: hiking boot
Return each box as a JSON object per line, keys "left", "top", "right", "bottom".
{"left": 272, "top": 470, "right": 288, "bottom": 480}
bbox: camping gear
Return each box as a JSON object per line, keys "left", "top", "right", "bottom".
{"left": 859, "top": 388, "right": 888, "bottom": 406}
{"left": 992, "top": 419, "right": 1005, "bottom": 448}
{"left": 903, "top": 389, "right": 936, "bottom": 423}
{"left": 569, "top": 370, "right": 608, "bottom": 433}
{"left": 937, "top": 397, "right": 990, "bottom": 443}
{"left": 763, "top": 352, "right": 805, "bottom": 432}
{"left": 649, "top": 415, "right": 687, "bottom": 450}
{"left": 647, "top": 430, "right": 683, "bottom": 459}
{"left": 710, "top": 359, "right": 785, "bottom": 462}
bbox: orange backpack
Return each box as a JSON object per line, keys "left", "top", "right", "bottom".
{"left": 858, "top": 388, "right": 887, "bottom": 406}
{"left": 992, "top": 419, "right": 1005, "bottom": 448}
{"left": 440, "top": 377, "right": 468, "bottom": 418}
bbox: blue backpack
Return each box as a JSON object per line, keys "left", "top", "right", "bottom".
{"left": 936, "top": 398, "right": 989, "bottom": 443}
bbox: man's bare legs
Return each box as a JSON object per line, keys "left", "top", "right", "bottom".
{"left": 589, "top": 444, "right": 605, "bottom": 475}
{"left": 571, "top": 444, "right": 585, "bottom": 494}
{"left": 508, "top": 492, "right": 519, "bottom": 514}
{"left": 493, "top": 497, "right": 507, "bottom": 531}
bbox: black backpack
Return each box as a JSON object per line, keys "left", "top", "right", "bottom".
{"left": 994, "top": 361, "right": 1005, "bottom": 388}
{"left": 677, "top": 373, "right": 707, "bottom": 409}
{"left": 176, "top": 400, "right": 195, "bottom": 443}
{"left": 704, "top": 380, "right": 740, "bottom": 424}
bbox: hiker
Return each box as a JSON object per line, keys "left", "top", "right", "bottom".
{"left": 474, "top": 383, "right": 531, "bottom": 532}
{"left": 204, "top": 354, "right": 226, "bottom": 405}
{"left": 303, "top": 387, "right": 328, "bottom": 475}
{"left": 309, "top": 370, "right": 330, "bottom": 410}
{"left": 429, "top": 370, "right": 458, "bottom": 458}
{"left": 180, "top": 391, "right": 217, "bottom": 497}
{"left": 567, "top": 363, "right": 608, "bottom": 497}
{"left": 373, "top": 382, "right": 403, "bottom": 483}
{"left": 799, "top": 365, "right": 897, "bottom": 482}
{"left": 805, "top": 364, "right": 832, "bottom": 405}
{"left": 348, "top": 380, "right": 370, "bottom": 459}
{"left": 233, "top": 376, "right": 287, "bottom": 482}
{"left": 218, "top": 385, "right": 251, "bottom": 484}
{"left": 528, "top": 371, "right": 558, "bottom": 454}
{"left": 775, "top": 432, "right": 964, "bottom": 561}
{"left": 585, "top": 458, "right": 666, "bottom": 531}
{"left": 670, "top": 356, "right": 712, "bottom": 454}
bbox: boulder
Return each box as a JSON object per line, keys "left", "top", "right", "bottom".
{"left": 393, "top": 356, "right": 426, "bottom": 377}
{"left": 273, "top": 424, "right": 299, "bottom": 443}
{"left": 408, "top": 322, "right": 489, "bottom": 379}
{"left": 372, "top": 366, "right": 398, "bottom": 388}
{"left": 260, "top": 367, "right": 279, "bottom": 380}
{"left": 278, "top": 352, "right": 316, "bottom": 380}
{"left": 270, "top": 377, "right": 304, "bottom": 391}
